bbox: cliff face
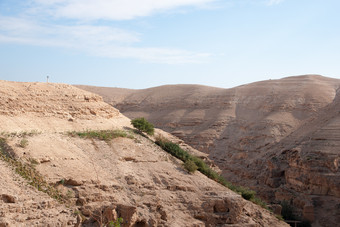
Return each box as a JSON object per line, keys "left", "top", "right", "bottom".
{"left": 0, "top": 80, "right": 286, "bottom": 226}
{"left": 77, "top": 75, "right": 340, "bottom": 226}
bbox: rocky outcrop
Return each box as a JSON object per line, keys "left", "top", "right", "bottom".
{"left": 77, "top": 75, "right": 340, "bottom": 226}
{"left": 0, "top": 82, "right": 117, "bottom": 119}
{"left": 0, "top": 80, "right": 130, "bottom": 133}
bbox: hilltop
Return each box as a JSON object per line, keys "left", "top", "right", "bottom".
{"left": 76, "top": 75, "right": 340, "bottom": 226}
{"left": 0, "top": 80, "right": 286, "bottom": 226}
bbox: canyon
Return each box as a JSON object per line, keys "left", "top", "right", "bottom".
{"left": 0, "top": 80, "right": 286, "bottom": 226}
{"left": 77, "top": 75, "right": 340, "bottom": 226}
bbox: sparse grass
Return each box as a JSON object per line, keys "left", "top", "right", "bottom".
{"left": 58, "top": 178, "right": 65, "bottom": 185}
{"left": 68, "top": 129, "right": 134, "bottom": 142}
{"left": 275, "top": 214, "right": 284, "bottom": 221}
{"left": 74, "top": 209, "right": 86, "bottom": 223}
{"left": 1, "top": 130, "right": 41, "bottom": 138}
{"left": 19, "top": 138, "right": 29, "bottom": 148}
{"left": 0, "top": 137, "right": 64, "bottom": 203}
{"left": 155, "top": 138, "right": 267, "bottom": 208}
{"left": 29, "top": 157, "right": 39, "bottom": 166}
{"left": 66, "top": 189, "right": 74, "bottom": 199}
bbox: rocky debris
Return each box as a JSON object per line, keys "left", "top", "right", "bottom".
{"left": 78, "top": 75, "right": 340, "bottom": 225}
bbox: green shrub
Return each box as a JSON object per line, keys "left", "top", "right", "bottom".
{"left": 239, "top": 187, "right": 256, "bottom": 200}
{"left": 108, "top": 217, "right": 123, "bottom": 227}
{"left": 131, "top": 118, "right": 154, "bottom": 135}
{"left": 184, "top": 160, "right": 198, "bottom": 173}
{"left": 251, "top": 196, "right": 268, "bottom": 209}
{"left": 155, "top": 138, "right": 266, "bottom": 207}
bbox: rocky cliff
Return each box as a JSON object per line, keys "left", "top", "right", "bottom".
{"left": 0, "top": 80, "right": 286, "bottom": 226}
{"left": 77, "top": 75, "right": 340, "bottom": 226}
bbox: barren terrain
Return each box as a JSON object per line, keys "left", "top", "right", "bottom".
{"left": 0, "top": 80, "right": 286, "bottom": 226}
{"left": 77, "top": 75, "right": 340, "bottom": 226}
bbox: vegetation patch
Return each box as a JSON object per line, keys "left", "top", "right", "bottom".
{"left": 0, "top": 130, "right": 41, "bottom": 138}
{"left": 184, "top": 160, "right": 198, "bottom": 173}
{"left": 108, "top": 217, "right": 123, "bottom": 227}
{"left": 68, "top": 129, "right": 134, "bottom": 142}
{"left": 19, "top": 138, "right": 29, "bottom": 148}
{"left": 155, "top": 138, "right": 266, "bottom": 208}
{"left": 131, "top": 117, "right": 154, "bottom": 135}
{"left": 0, "top": 137, "right": 64, "bottom": 203}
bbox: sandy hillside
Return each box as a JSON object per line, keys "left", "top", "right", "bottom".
{"left": 0, "top": 80, "right": 287, "bottom": 227}
{"left": 76, "top": 74, "right": 340, "bottom": 226}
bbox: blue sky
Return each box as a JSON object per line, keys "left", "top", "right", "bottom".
{"left": 0, "top": 0, "right": 339, "bottom": 89}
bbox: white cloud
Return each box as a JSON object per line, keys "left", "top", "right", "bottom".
{"left": 267, "top": 0, "right": 285, "bottom": 6}
{"left": 0, "top": 0, "right": 215, "bottom": 64}
{"left": 0, "top": 16, "right": 210, "bottom": 64}
{"left": 96, "top": 46, "right": 211, "bottom": 64}
{"left": 32, "top": 0, "right": 216, "bottom": 20}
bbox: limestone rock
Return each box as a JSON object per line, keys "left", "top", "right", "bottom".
{"left": 0, "top": 80, "right": 288, "bottom": 226}
{"left": 81, "top": 75, "right": 340, "bottom": 225}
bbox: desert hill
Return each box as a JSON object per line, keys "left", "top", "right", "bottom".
{"left": 0, "top": 80, "right": 286, "bottom": 226}
{"left": 76, "top": 75, "right": 340, "bottom": 226}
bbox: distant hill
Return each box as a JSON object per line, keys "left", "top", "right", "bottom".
{"left": 76, "top": 75, "right": 340, "bottom": 226}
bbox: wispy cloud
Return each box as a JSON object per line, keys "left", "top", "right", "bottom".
{"left": 0, "top": 15, "right": 211, "bottom": 64}
{"left": 0, "top": 0, "right": 216, "bottom": 64}
{"left": 266, "top": 0, "right": 285, "bottom": 6}
{"left": 31, "top": 0, "right": 216, "bottom": 20}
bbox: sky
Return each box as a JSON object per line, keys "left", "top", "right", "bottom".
{"left": 0, "top": 0, "right": 339, "bottom": 89}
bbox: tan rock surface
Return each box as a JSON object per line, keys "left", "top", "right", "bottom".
{"left": 0, "top": 81, "right": 130, "bottom": 133}
{"left": 77, "top": 75, "right": 340, "bottom": 226}
{"left": 0, "top": 80, "right": 287, "bottom": 226}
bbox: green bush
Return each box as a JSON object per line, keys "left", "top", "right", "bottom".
{"left": 131, "top": 117, "right": 154, "bottom": 135}
{"left": 238, "top": 186, "right": 256, "bottom": 200}
{"left": 184, "top": 160, "right": 198, "bottom": 173}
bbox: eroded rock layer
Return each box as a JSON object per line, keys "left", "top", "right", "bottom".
{"left": 0, "top": 80, "right": 286, "bottom": 226}
{"left": 77, "top": 75, "right": 340, "bottom": 226}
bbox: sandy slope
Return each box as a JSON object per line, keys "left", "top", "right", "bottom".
{"left": 0, "top": 80, "right": 287, "bottom": 226}
{"left": 76, "top": 75, "right": 340, "bottom": 226}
